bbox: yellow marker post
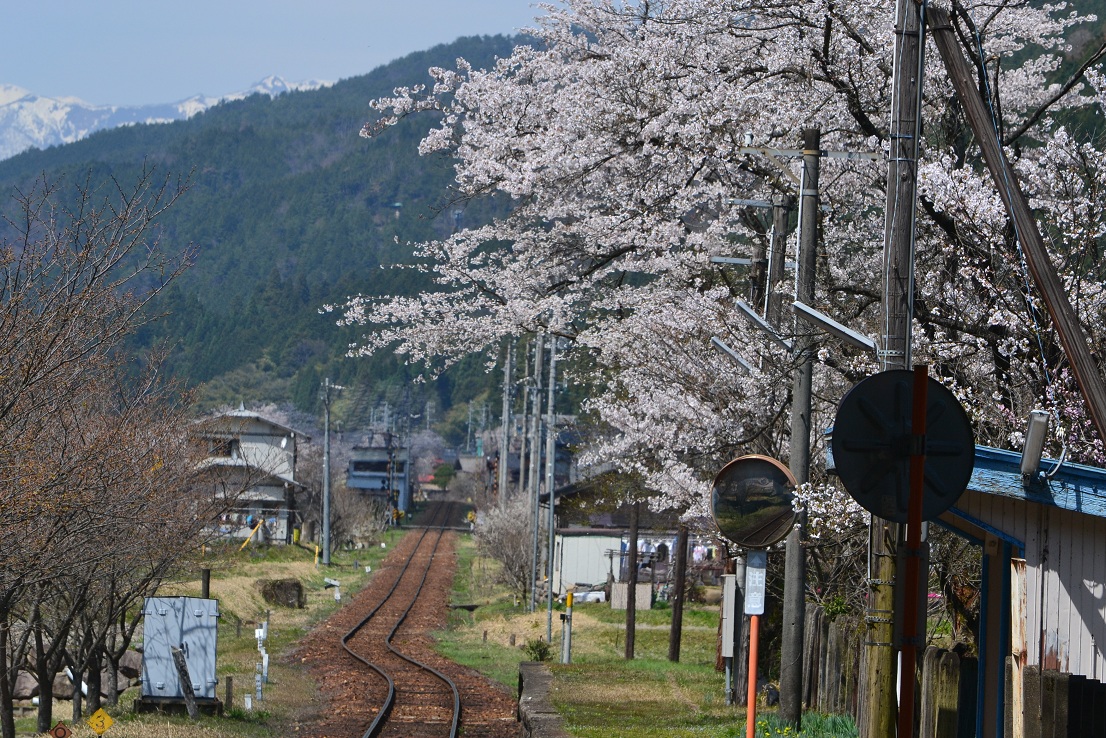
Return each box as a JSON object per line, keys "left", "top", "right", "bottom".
{"left": 87, "top": 708, "right": 114, "bottom": 735}
{"left": 561, "top": 592, "right": 574, "bottom": 664}
{"left": 239, "top": 520, "right": 264, "bottom": 551}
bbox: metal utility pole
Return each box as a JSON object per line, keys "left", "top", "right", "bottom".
{"left": 320, "top": 378, "right": 342, "bottom": 566}
{"left": 529, "top": 336, "right": 545, "bottom": 613}
{"left": 518, "top": 343, "right": 531, "bottom": 501}
{"left": 624, "top": 500, "right": 640, "bottom": 660}
{"left": 865, "top": 0, "right": 925, "bottom": 735}
{"left": 779, "top": 129, "right": 819, "bottom": 729}
{"left": 545, "top": 337, "right": 559, "bottom": 642}
{"left": 499, "top": 342, "right": 513, "bottom": 507}
{"left": 466, "top": 401, "right": 474, "bottom": 452}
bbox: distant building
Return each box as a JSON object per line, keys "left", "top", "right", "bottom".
{"left": 194, "top": 406, "right": 309, "bottom": 544}
{"left": 347, "top": 430, "right": 410, "bottom": 512}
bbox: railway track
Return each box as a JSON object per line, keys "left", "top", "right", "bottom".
{"left": 341, "top": 500, "right": 464, "bottom": 738}
{"left": 296, "top": 498, "right": 519, "bottom": 738}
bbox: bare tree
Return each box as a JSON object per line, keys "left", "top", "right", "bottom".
{"left": 0, "top": 170, "right": 196, "bottom": 738}
{"left": 472, "top": 495, "right": 535, "bottom": 600}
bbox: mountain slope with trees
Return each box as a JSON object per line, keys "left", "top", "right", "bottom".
{"left": 0, "top": 35, "right": 522, "bottom": 425}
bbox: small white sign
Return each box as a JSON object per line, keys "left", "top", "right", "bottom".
{"left": 745, "top": 550, "right": 767, "bottom": 615}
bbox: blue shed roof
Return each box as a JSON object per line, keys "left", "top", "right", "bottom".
{"left": 971, "top": 446, "right": 1106, "bottom": 518}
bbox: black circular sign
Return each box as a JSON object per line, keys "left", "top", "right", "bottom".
{"left": 712, "top": 455, "right": 797, "bottom": 548}
{"left": 831, "top": 370, "right": 975, "bottom": 523}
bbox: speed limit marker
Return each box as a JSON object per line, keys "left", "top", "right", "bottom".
{"left": 49, "top": 722, "right": 72, "bottom": 738}
{"left": 88, "top": 708, "right": 114, "bottom": 735}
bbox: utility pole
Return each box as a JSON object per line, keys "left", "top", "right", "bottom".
{"left": 320, "top": 378, "right": 343, "bottom": 566}
{"left": 518, "top": 341, "right": 531, "bottom": 501}
{"left": 499, "top": 342, "right": 513, "bottom": 508}
{"left": 668, "top": 523, "right": 690, "bottom": 662}
{"left": 545, "top": 337, "right": 559, "bottom": 642}
{"left": 529, "top": 336, "right": 545, "bottom": 613}
{"left": 624, "top": 500, "right": 640, "bottom": 660}
{"left": 466, "top": 401, "right": 473, "bottom": 453}
{"left": 766, "top": 195, "right": 795, "bottom": 326}
{"left": 779, "top": 129, "right": 819, "bottom": 729}
{"left": 865, "top": 0, "right": 925, "bottom": 735}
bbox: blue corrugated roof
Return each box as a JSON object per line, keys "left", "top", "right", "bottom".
{"left": 971, "top": 446, "right": 1106, "bottom": 518}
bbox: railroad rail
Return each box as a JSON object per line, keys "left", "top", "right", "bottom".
{"left": 341, "top": 500, "right": 463, "bottom": 738}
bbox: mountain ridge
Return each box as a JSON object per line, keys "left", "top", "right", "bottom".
{"left": 0, "top": 35, "right": 523, "bottom": 430}
{"left": 0, "top": 76, "right": 332, "bottom": 161}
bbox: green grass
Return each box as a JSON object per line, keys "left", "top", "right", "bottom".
{"left": 12, "top": 532, "right": 406, "bottom": 737}
{"left": 748, "top": 712, "right": 859, "bottom": 737}
{"left": 434, "top": 534, "right": 859, "bottom": 738}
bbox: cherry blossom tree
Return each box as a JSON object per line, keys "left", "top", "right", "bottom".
{"left": 335, "top": 0, "right": 1106, "bottom": 540}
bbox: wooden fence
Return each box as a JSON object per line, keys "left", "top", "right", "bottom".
{"left": 1017, "top": 665, "right": 1106, "bottom": 737}
{"left": 800, "top": 605, "right": 1106, "bottom": 736}
{"left": 801, "top": 605, "right": 863, "bottom": 719}
{"left": 801, "top": 606, "right": 977, "bottom": 737}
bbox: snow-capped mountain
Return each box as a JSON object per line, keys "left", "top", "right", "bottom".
{"left": 0, "top": 76, "right": 331, "bottom": 161}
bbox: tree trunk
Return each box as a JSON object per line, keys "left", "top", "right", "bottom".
{"left": 0, "top": 605, "right": 15, "bottom": 738}
{"left": 71, "top": 666, "right": 83, "bottom": 723}
{"left": 34, "top": 620, "right": 53, "bottom": 735}
{"left": 86, "top": 648, "right": 103, "bottom": 714}
{"left": 34, "top": 667, "right": 53, "bottom": 735}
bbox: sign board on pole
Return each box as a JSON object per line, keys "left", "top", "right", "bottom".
{"left": 87, "top": 708, "right": 113, "bottom": 735}
{"left": 745, "top": 550, "right": 767, "bottom": 615}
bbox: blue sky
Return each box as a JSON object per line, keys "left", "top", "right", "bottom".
{"left": 8, "top": 1, "right": 543, "bottom": 106}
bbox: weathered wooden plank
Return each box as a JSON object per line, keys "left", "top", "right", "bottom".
{"left": 933, "top": 650, "right": 961, "bottom": 738}
{"left": 1069, "top": 511, "right": 1090, "bottom": 675}
{"left": 1024, "top": 665, "right": 1042, "bottom": 738}
{"left": 919, "top": 646, "right": 941, "bottom": 738}
{"left": 957, "top": 656, "right": 978, "bottom": 738}
{"left": 1040, "top": 671, "right": 1070, "bottom": 738}
{"left": 802, "top": 606, "right": 823, "bottom": 709}
{"left": 1092, "top": 677, "right": 1106, "bottom": 735}
{"left": 846, "top": 616, "right": 862, "bottom": 720}
{"left": 1011, "top": 559, "right": 1027, "bottom": 738}
{"left": 1067, "top": 674, "right": 1089, "bottom": 735}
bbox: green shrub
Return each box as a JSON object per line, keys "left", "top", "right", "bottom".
{"left": 524, "top": 637, "right": 552, "bottom": 662}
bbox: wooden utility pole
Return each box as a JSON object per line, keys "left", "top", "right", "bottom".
{"left": 929, "top": 6, "right": 1106, "bottom": 444}
{"left": 779, "top": 129, "right": 819, "bottom": 729}
{"left": 866, "top": 0, "right": 925, "bottom": 735}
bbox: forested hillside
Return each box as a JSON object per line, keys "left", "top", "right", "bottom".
{"left": 0, "top": 35, "right": 521, "bottom": 430}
